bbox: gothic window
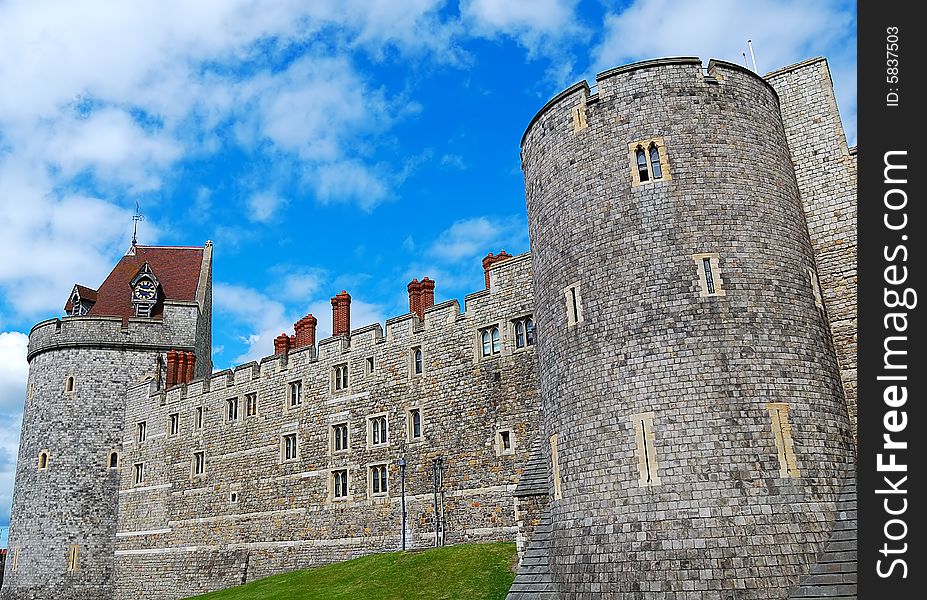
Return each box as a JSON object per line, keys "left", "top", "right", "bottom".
{"left": 226, "top": 397, "right": 239, "bottom": 422}
{"left": 412, "top": 347, "right": 423, "bottom": 375}
{"left": 636, "top": 146, "right": 649, "bottom": 182}
{"left": 108, "top": 451, "right": 119, "bottom": 469}
{"left": 64, "top": 376, "right": 75, "bottom": 393}
{"left": 369, "top": 415, "right": 388, "bottom": 447}
{"left": 38, "top": 450, "right": 49, "bottom": 470}
{"left": 333, "top": 364, "right": 349, "bottom": 391}
{"left": 408, "top": 408, "right": 423, "bottom": 441}
{"left": 629, "top": 137, "right": 671, "bottom": 186}
{"left": 513, "top": 316, "right": 535, "bottom": 349}
{"left": 332, "top": 469, "right": 349, "bottom": 499}
{"left": 480, "top": 326, "right": 501, "bottom": 357}
{"left": 649, "top": 142, "right": 663, "bottom": 179}
{"left": 332, "top": 423, "right": 349, "bottom": 453}
{"left": 133, "top": 462, "right": 144, "bottom": 486}
{"left": 245, "top": 393, "right": 257, "bottom": 417}
{"left": 370, "top": 464, "right": 388, "bottom": 496}
{"left": 288, "top": 380, "right": 302, "bottom": 407}
{"left": 168, "top": 413, "right": 179, "bottom": 436}
{"left": 282, "top": 433, "right": 298, "bottom": 462}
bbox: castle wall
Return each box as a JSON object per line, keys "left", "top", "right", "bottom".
{"left": 112, "top": 255, "right": 541, "bottom": 600}
{"left": 521, "top": 58, "right": 854, "bottom": 598}
{"left": 766, "top": 58, "right": 858, "bottom": 436}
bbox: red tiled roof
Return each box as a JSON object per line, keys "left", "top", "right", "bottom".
{"left": 77, "top": 245, "right": 205, "bottom": 319}
{"left": 63, "top": 284, "right": 99, "bottom": 312}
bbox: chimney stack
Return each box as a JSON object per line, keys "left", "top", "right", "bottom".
{"left": 176, "top": 352, "right": 188, "bottom": 386}
{"left": 407, "top": 279, "right": 421, "bottom": 319}
{"left": 185, "top": 352, "right": 196, "bottom": 383}
{"left": 407, "top": 278, "right": 436, "bottom": 320}
{"left": 166, "top": 350, "right": 179, "bottom": 386}
{"left": 331, "top": 291, "right": 351, "bottom": 337}
{"left": 274, "top": 333, "right": 291, "bottom": 356}
{"left": 293, "top": 314, "right": 318, "bottom": 349}
{"left": 482, "top": 250, "right": 512, "bottom": 289}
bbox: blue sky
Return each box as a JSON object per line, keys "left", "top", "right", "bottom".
{"left": 0, "top": 0, "right": 856, "bottom": 540}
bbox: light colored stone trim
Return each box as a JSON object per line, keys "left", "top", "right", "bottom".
{"left": 550, "top": 433, "right": 562, "bottom": 500}
{"left": 630, "top": 411, "right": 661, "bottom": 487}
{"left": 563, "top": 282, "right": 584, "bottom": 326}
{"left": 691, "top": 253, "right": 726, "bottom": 297}
{"left": 629, "top": 136, "right": 672, "bottom": 187}
{"left": 767, "top": 402, "right": 800, "bottom": 478}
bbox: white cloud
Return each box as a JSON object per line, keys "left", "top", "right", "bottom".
{"left": 0, "top": 331, "right": 28, "bottom": 530}
{"left": 213, "top": 282, "right": 292, "bottom": 364}
{"left": 462, "top": 0, "right": 583, "bottom": 54}
{"left": 247, "top": 192, "right": 288, "bottom": 223}
{"left": 592, "top": 0, "right": 856, "bottom": 142}
{"left": 428, "top": 215, "right": 527, "bottom": 262}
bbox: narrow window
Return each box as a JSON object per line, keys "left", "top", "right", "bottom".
{"left": 702, "top": 258, "right": 715, "bottom": 295}
{"left": 282, "top": 433, "right": 298, "bottom": 462}
{"left": 571, "top": 104, "right": 587, "bottom": 132}
{"left": 370, "top": 415, "right": 388, "bottom": 446}
{"left": 38, "top": 450, "right": 49, "bottom": 470}
{"left": 333, "top": 469, "right": 349, "bottom": 499}
{"left": 636, "top": 146, "right": 649, "bottom": 182}
{"left": 229, "top": 491, "right": 240, "bottom": 504}
{"left": 514, "top": 321, "right": 525, "bottom": 348}
{"left": 334, "top": 364, "right": 349, "bottom": 391}
{"left": 630, "top": 412, "right": 661, "bottom": 487}
{"left": 408, "top": 408, "right": 422, "bottom": 441}
{"left": 192, "top": 451, "right": 205, "bottom": 476}
{"left": 366, "top": 356, "right": 375, "bottom": 374}
{"left": 288, "top": 381, "right": 302, "bottom": 407}
{"left": 10, "top": 546, "right": 19, "bottom": 572}
{"left": 563, "top": 283, "right": 583, "bottom": 326}
{"left": 168, "top": 413, "right": 179, "bottom": 436}
{"left": 65, "top": 376, "right": 75, "bottom": 393}
{"left": 134, "top": 462, "right": 144, "bottom": 485}
{"left": 767, "top": 403, "right": 801, "bottom": 478}
{"left": 525, "top": 317, "right": 535, "bottom": 345}
{"left": 497, "top": 430, "right": 514, "bottom": 455}
{"left": 245, "top": 393, "right": 257, "bottom": 417}
{"left": 108, "top": 451, "right": 119, "bottom": 469}
{"left": 649, "top": 143, "right": 663, "bottom": 179}
{"left": 808, "top": 267, "right": 824, "bottom": 311}
{"left": 226, "top": 397, "right": 238, "bottom": 422}
{"left": 370, "top": 464, "right": 389, "bottom": 496}
{"left": 136, "top": 421, "right": 147, "bottom": 443}
{"left": 491, "top": 328, "right": 500, "bottom": 354}
{"left": 67, "top": 544, "right": 79, "bottom": 573}
{"left": 480, "top": 327, "right": 501, "bottom": 357}
{"left": 692, "top": 254, "right": 725, "bottom": 297}
{"left": 513, "top": 316, "right": 535, "bottom": 349}
{"left": 194, "top": 407, "right": 204, "bottom": 429}
{"left": 481, "top": 330, "right": 492, "bottom": 357}
{"left": 412, "top": 348, "right": 423, "bottom": 375}
{"left": 550, "top": 434, "right": 562, "bottom": 500}
{"left": 332, "top": 423, "right": 349, "bottom": 453}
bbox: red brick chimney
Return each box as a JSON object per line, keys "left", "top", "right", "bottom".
{"left": 331, "top": 291, "right": 351, "bottom": 337}
{"left": 293, "top": 314, "right": 318, "bottom": 349}
{"left": 166, "top": 350, "right": 179, "bottom": 386}
{"left": 407, "top": 279, "right": 421, "bottom": 318}
{"left": 176, "top": 352, "right": 188, "bottom": 385}
{"left": 482, "top": 250, "right": 512, "bottom": 288}
{"left": 274, "top": 333, "right": 291, "bottom": 355}
{"left": 419, "top": 277, "right": 435, "bottom": 315}
{"left": 185, "top": 352, "right": 196, "bottom": 382}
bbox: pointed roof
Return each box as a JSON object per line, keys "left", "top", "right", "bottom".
{"left": 73, "top": 245, "right": 208, "bottom": 319}
{"left": 63, "top": 285, "right": 98, "bottom": 313}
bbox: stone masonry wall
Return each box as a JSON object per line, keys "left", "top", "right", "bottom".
{"left": 113, "top": 254, "right": 540, "bottom": 600}
{"left": 521, "top": 58, "right": 854, "bottom": 598}
{"left": 766, "top": 58, "right": 858, "bottom": 436}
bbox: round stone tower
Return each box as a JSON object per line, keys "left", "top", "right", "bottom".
{"left": 1, "top": 244, "right": 212, "bottom": 600}
{"left": 521, "top": 58, "right": 854, "bottom": 597}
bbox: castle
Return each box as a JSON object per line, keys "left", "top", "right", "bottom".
{"left": 2, "top": 56, "right": 857, "bottom": 600}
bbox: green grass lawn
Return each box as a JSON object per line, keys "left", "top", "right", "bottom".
{"left": 186, "top": 542, "right": 516, "bottom": 600}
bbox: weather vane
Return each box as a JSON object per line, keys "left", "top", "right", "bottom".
{"left": 131, "top": 200, "right": 145, "bottom": 247}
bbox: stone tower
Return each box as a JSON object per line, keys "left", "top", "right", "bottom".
{"left": 1, "top": 243, "right": 212, "bottom": 600}
{"left": 521, "top": 58, "right": 854, "bottom": 597}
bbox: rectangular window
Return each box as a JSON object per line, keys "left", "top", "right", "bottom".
{"left": 333, "top": 364, "right": 349, "bottom": 391}
{"left": 282, "top": 433, "right": 299, "bottom": 462}
{"left": 288, "top": 381, "right": 302, "bottom": 407}
{"left": 332, "top": 469, "right": 349, "bottom": 500}
{"left": 67, "top": 544, "right": 79, "bottom": 573}
{"left": 411, "top": 347, "right": 424, "bottom": 374}
{"left": 133, "top": 462, "right": 144, "bottom": 486}
{"left": 408, "top": 408, "right": 423, "bottom": 441}
{"left": 136, "top": 421, "right": 147, "bottom": 443}
{"left": 767, "top": 403, "right": 801, "bottom": 478}
{"left": 192, "top": 451, "right": 205, "bottom": 476}
{"left": 366, "top": 356, "right": 375, "bottom": 374}
{"left": 369, "top": 464, "right": 388, "bottom": 496}
{"left": 497, "top": 429, "right": 514, "bottom": 455}
{"left": 550, "top": 434, "right": 562, "bottom": 500}
{"left": 168, "top": 413, "right": 179, "bottom": 436}
{"left": 630, "top": 411, "right": 661, "bottom": 487}
{"left": 194, "top": 407, "right": 204, "bottom": 429}
{"left": 332, "top": 423, "right": 349, "bottom": 453}
{"left": 245, "top": 392, "right": 257, "bottom": 417}
{"left": 563, "top": 283, "right": 584, "bottom": 326}
{"left": 226, "top": 397, "right": 239, "bottom": 422}
{"left": 691, "top": 253, "right": 726, "bottom": 297}
{"left": 229, "top": 491, "right": 240, "bottom": 504}
{"left": 369, "top": 415, "right": 388, "bottom": 447}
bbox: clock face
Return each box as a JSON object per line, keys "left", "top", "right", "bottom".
{"left": 133, "top": 279, "right": 157, "bottom": 301}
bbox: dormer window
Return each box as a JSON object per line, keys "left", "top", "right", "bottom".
{"left": 66, "top": 285, "right": 96, "bottom": 316}
{"left": 130, "top": 262, "right": 160, "bottom": 318}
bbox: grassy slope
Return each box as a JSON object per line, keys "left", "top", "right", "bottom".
{"left": 187, "top": 542, "right": 516, "bottom": 600}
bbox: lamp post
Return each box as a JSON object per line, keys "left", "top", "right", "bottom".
{"left": 397, "top": 457, "right": 407, "bottom": 551}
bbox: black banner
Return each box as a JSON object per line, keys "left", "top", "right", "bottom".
{"left": 858, "top": 1, "right": 925, "bottom": 596}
